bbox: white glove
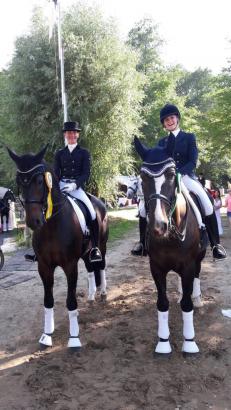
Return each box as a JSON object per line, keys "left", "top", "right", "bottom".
{"left": 62, "top": 182, "right": 77, "bottom": 193}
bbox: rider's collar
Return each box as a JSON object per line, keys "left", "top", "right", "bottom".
{"left": 170, "top": 128, "right": 180, "bottom": 137}
{"left": 67, "top": 143, "right": 77, "bottom": 153}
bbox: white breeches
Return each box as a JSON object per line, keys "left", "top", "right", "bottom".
{"left": 182, "top": 175, "right": 213, "bottom": 216}
{"left": 60, "top": 182, "right": 96, "bottom": 220}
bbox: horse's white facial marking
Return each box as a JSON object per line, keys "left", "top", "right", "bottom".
{"left": 154, "top": 174, "right": 166, "bottom": 223}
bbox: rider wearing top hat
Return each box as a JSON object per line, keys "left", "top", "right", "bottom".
{"left": 157, "top": 103, "right": 226, "bottom": 260}
{"left": 54, "top": 121, "right": 102, "bottom": 263}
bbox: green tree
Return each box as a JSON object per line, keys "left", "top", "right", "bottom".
{"left": 2, "top": 4, "right": 144, "bottom": 199}
{"left": 126, "top": 17, "right": 163, "bottom": 74}
{"left": 176, "top": 68, "right": 213, "bottom": 112}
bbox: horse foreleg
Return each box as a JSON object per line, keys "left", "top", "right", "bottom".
{"left": 38, "top": 264, "right": 55, "bottom": 348}
{"left": 66, "top": 263, "right": 81, "bottom": 349}
{"left": 151, "top": 268, "right": 171, "bottom": 354}
{"left": 181, "top": 270, "right": 199, "bottom": 353}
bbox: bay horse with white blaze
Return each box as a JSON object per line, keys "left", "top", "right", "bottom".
{"left": 8, "top": 145, "right": 108, "bottom": 349}
{"left": 134, "top": 135, "right": 207, "bottom": 354}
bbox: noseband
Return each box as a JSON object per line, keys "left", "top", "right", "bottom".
{"left": 147, "top": 193, "right": 172, "bottom": 209}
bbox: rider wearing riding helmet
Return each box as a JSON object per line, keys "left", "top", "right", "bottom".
{"left": 53, "top": 121, "right": 102, "bottom": 263}
{"left": 158, "top": 103, "right": 226, "bottom": 259}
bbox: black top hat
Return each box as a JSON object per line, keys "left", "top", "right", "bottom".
{"left": 62, "top": 121, "right": 81, "bottom": 132}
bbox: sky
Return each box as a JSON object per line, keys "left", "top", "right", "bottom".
{"left": 1, "top": 0, "right": 231, "bottom": 73}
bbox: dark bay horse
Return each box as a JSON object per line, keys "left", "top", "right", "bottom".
{"left": 8, "top": 146, "right": 108, "bottom": 349}
{"left": 134, "top": 135, "right": 206, "bottom": 354}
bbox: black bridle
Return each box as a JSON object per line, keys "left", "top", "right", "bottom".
{"left": 16, "top": 164, "right": 47, "bottom": 208}
{"left": 145, "top": 174, "right": 187, "bottom": 242}
{"left": 16, "top": 164, "right": 67, "bottom": 220}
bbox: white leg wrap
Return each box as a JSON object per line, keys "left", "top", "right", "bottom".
{"left": 68, "top": 309, "right": 79, "bottom": 337}
{"left": 44, "top": 307, "right": 54, "bottom": 334}
{"left": 182, "top": 310, "right": 195, "bottom": 339}
{"left": 88, "top": 272, "right": 96, "bottom": 301}
{"left": 192, "top": 278, "right": 201, "bottom": 298}
{"left": 100, "top": 269, "right": 107, "bottom": 295}
{"left": 182, "top": 310, "right": 199, "bottom": 353}
{"left": 68, "top": 309, "right": 81, "bottom": 348}
{"left": 192, "top": 278, "right": 203, "bottom": 307}
{"left": 157, "top": 310, "right": 170, "bottom": 339}
{"left": 155, "top": 311, "right": 171, "bottom": 354}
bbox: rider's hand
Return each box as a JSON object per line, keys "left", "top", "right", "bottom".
{"left": 61, "top": 182, "right": 77, "bottom": 193}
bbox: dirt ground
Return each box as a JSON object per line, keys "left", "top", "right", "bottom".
{"left": 0, "top": 211, "right": 231, "bottom": 410}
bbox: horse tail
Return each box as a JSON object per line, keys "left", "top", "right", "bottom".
{"left": 94, "top": 269, "right": 101, "bottom": 287}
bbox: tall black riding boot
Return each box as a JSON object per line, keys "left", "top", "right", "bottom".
{"left": 131, "top": 216, "right": 147, "bottom": 256}
{"left": 89, "top": 218, "right": 102, "bottom": 263}
{"left": 204, "top": 214, "right": 227, "bottom": 259}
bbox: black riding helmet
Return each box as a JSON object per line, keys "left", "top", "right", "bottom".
{"left": 160, "top": 104, "right": 181, "bottom": 124}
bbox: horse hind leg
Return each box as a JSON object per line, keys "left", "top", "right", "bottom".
{"left": 88, "top": 269, "right": 107, "bottom": 303}
{"left": 177, "top": 275, "right": 202, "bottom": 308}
{"left": 100, "top": 269, "right": 107, "bottom": 301}
{"left": 88, "top": 272, "right": 97, "bottom": 302}
{"left": 192, "top": 260, "right": 203, "bottom": 308}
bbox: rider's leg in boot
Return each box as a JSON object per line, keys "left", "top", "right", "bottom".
{"left": 131, "top": 216, "right": 147, "bottom": 256}
{"left": 204, "top": 213, "right": 226, "bottom": 259}
{"left": 24, "top": 253, "right": 37, "bottom": 262}
{"left": 89, "top": 218, "right": 102, "bottom": 263}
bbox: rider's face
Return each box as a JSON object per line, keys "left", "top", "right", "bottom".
{"left": 163, "top": 115, "right": 179, "bottom": 132}
{"left": 65, "top": 131, "right": 79, "bottom": 145}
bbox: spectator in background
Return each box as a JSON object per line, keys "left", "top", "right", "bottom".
{"left": 198, "top": 172, "right": 205, "bottom": 187}
{"left": 214, "top": 190, "right": 223, "bottom": 235}
{"left": 225, "top": 189, "right": 231, "bottom": 228}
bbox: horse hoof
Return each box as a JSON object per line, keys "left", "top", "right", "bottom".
{"left": 39, "top": 333, "right": 52, "bottom": 348}
{"left": 192, "top": 296, "right": 203, "bottom": 308}
{"left": 182, "top": 340, "right": 199, "bottom": 354}
{"left": 155, "top": 340, "right": 172, "bottom": 354}
{"left": 87, "top": 297, "right": 95, "bottom": 304}
{"left": 68, "top": 337, "right": 82, "bottom": 349}
{"left": 100, "top": 293, "right": 107, "bottom": 303}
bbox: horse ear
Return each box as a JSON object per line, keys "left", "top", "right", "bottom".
{"left": 166, "top": 133, "right": 175, "bottom": 157}
{"left": 6, "top": 147, "right": 20, "bottom": 165}
{"left": 134, "top": 136, "right": 148, "bottom": 160}
{"left": 34, "top": 144, "right": 49, "bottom": 163}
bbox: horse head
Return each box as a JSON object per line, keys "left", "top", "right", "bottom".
{"left": 135, "top": 134, "right": 177, "bottom": 237}
{"left": 141, "top": 162, "right": 177, "bottom": 237}
{"left": 126, "top": 176, "right": 139, "bottom": 199}
{"left": 7, "top": 145, "right": 56, "bottom": 230}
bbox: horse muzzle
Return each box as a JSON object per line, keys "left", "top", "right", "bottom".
{"left": 25, "top": 207, "right": 46, "bottom": 231}
{"left": 153, "top": 221, "right": 168, "bottom": 237}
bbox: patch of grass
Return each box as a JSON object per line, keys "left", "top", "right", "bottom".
{"left": 108, "top": 216, "right": 137, "bottom": 243}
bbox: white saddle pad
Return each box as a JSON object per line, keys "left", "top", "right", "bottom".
{"left": 67, "top": 196, "right": 89, "bottom": 235}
